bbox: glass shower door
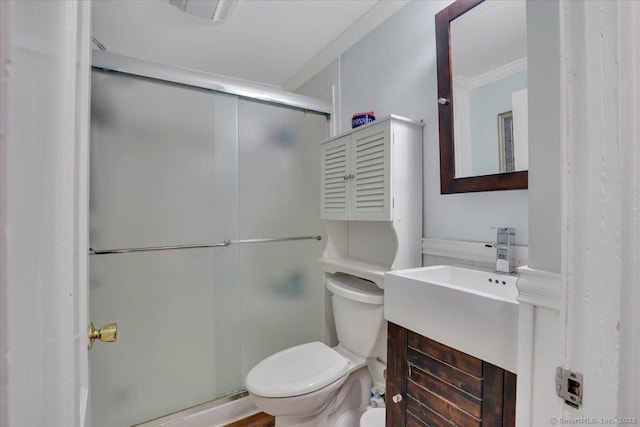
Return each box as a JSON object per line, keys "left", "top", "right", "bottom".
{"left": 89, "top": 70, "right": 241, "bottom": 427}
{"left": 237, "top": 99, "right": 328, "bottom": 377}
{"left": 89, "top": 68, "right": 330, "bottom": 427}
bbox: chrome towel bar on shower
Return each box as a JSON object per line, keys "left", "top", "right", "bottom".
{"left": 231, "top": 236, "right": 322, "bottom": 245}
{"left": 89, "top": 235, "right": 322, "bottom": 255}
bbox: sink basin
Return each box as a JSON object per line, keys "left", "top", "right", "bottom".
{"left": 384, "top": 265, "right": 519, "bottom": 373}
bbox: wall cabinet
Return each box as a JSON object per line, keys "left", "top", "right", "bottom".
{"left": 319, "top": 116, "right": 423, "bottom": 289}
{"left": 387, "top": 323, "right": 516, "bottom": 427}
{"left": 320, "top": 116, "right": 421, "bottom": 222}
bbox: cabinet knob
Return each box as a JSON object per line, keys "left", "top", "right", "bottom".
{"left": 438, "top": 97, "right": 450, "bottom": 105}
{"left": 343, "top": 175, "right": 349, "bottom": 181}
{"left": 392, "top": 393, "right": 403, "bottom": 403}
{"left": 348, "top": 174, "right": 354, "bottom": 179}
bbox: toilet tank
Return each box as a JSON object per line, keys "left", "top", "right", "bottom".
{"left": 326, "top": 275, "right": 385, "bottom": 358}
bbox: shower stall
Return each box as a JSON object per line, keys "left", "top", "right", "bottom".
{"left": 88, "top": 51, "right": 330, "bottom": 426}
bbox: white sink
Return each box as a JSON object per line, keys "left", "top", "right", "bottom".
{"left": 384, "top": 265, "right": 519, "bottom": 373}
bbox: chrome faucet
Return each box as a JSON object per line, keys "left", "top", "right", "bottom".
{"left": 492, "top": 227, "right": 516, "bottom": 274}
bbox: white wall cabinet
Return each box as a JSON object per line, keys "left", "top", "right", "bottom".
{"left": 319, "top": 115, "right": 423, "bottom": 288}
{"left": 321, "top": 120, "right": 394, "bottom": 221}
{"left": 321, "top": 121, "right": 394, "bottom": 221}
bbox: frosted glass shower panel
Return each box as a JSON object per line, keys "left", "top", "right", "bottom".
{"left": 89, "top": 250, "right": 240, "bottom": 427}
{"left": 238, "top": 100, "right": 328, "bottom": 375}
{"left": 238, "top": 100, "right": 327, "bottom": 237}
{"left": 89, "top": 70, "right": 241, "bottom": 427}
{"left": 90, "top": 70, "right": 237, "bottom": 249}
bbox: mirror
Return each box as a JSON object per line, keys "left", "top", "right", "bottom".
{"left": 436, "top": 0, "right": 528, "bottom": 193}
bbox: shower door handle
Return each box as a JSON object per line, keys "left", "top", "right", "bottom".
{"left": 88, "top": 321, "right": 118, "bottom": 350}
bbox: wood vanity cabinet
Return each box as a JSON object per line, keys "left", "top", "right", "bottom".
{"left": 386, "top": 323, "right": 516, "bottom": 427}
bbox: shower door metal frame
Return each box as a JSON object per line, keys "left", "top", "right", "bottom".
{"left": 88, "top": 51, "right": 331, "bottom": 426}
{"left": 92, "top": 50, "right": 333, "bottom": 115}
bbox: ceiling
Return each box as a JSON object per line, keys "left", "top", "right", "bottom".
{"left": 91, "top": 0, "right": 385, "bottom": 89}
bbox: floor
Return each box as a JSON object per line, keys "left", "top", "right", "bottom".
{"left": 224, "top": 412, "right": 275, "bottom": 427}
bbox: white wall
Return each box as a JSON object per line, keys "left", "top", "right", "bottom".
{"left": 527, "top": 0, "right": 561, "bottom": 274}
{"left": 0, "top": 1, "right": 91, "bottom": 426}
{"left": 617, "top": 0, "right": 640, "bottom": 413}
{"left": 339, "top": 0, "right": 529, "bottom": 246}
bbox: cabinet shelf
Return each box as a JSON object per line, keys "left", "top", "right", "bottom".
{"left": 319, "top": 257, "right": 390, "bottom": 288}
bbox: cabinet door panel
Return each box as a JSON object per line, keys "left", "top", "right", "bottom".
{"left": 320, "top": 136, "right": 350, "bottom": 220}
{"left": 407, "top": 348, "right": 482, "bottom": 397}
{"left": 388, "top": 324, "right": 516, "bottom": 427}
{"left": 350, "top": 122, "right": 392, "bottom": 221}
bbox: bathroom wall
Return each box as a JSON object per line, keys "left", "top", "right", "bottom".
{"left": 526, "top": 0, "right": 561, "bottom": 274}
{"left": 338, "top": 0, "right": 529, "bottom": 246}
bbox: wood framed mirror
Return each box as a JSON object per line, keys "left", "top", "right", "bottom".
{"left": 436, "top": 0, "right": 528, "bottom": 194}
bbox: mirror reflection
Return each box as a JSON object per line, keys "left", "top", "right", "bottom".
{"left": 450, "top": 0, "right": 527, "bottom": 178}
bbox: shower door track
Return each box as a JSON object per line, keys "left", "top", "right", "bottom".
{"left": 89, "top": 235, "right": 322, "bottom": 255}
{"left": 91, "top": 50, "right": 332, "bottom": 115}
{"left": 133, "top": 390, "right": 251, "bottom": 427}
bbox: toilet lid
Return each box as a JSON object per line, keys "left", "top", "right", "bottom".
{"left": 245, "top": 342, "right": 349, "bottom": 398}
{"left": 326, "top": 276, "right": 383, "bottom": 304}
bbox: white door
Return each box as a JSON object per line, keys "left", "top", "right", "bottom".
{"left": 0, "top": 1, "right": 92, "bottom": 426}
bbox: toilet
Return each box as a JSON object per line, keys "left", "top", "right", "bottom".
{"left": 245, "top": 275, "right": 386, "bottom": 427}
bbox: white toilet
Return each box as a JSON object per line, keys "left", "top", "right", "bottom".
{"left": 245, "top": 275, "right": 386, "bottom": 427}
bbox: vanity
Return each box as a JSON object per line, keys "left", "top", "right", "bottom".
{"left": 385, "top": 324, "right": 516, "bottom": 427}
{"left": 384, "top": 266, "right": 518, "bottom": 427}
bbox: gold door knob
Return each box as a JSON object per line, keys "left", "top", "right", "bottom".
{"left": 88, "top": 322, "right": 117, "bottom": 350}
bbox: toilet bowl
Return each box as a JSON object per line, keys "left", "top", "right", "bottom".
{"left": 245, "top": 275, "right": 385, "bottom": 427}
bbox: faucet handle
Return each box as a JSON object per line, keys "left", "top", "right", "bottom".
{"left": 491, "top": 227, "right": 515, "bottom": 233}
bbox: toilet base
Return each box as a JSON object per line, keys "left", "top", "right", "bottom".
{"left": 273, "top": 367, "right": 372, "bottom": 427}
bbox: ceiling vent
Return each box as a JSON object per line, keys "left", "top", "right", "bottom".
{"left": 169, "top": 0, "right": 238, "bottom": 22}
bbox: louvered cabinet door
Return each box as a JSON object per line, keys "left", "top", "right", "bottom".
{"left": 320, "top": 136, "right": 350, "bottom": 220}
{"left": 349, "top": 122, "right": 392, "bottom": 221}
{"left": 387, "top": 323, "right": 517, "bottom": 427}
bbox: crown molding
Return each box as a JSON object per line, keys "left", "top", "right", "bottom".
{"left": 461, "top": 57, "right": 528, "bottom": 91}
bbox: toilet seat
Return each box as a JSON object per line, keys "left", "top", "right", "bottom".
{"left": 245, "top": 342, "right": 349, "bottom": 398}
